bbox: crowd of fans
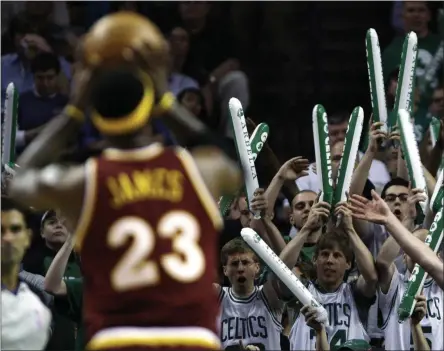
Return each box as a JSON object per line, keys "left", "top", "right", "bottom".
{"left": 1, "top": 1, "right": 443, "bottom": 351}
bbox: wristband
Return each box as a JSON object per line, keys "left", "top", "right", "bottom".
{"left": 158, "top": 92, "right": 176, "bottom": 112}
{"left": 64, "top": 104, "right": 85, "bottom": 122}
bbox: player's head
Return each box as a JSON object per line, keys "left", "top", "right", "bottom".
{"left": 40, "top": 209, "right": 69, "bottom": 247}
{"left": 313, "top": 232, "right": 353, "bottom": 288}
{"left": 290, "top": 190, "right": 317, "bottom": 229}
{"left": 237, "top": 196, "right": 252, "bottom": 228}
{"left": 1, "top": 197, "right": 32, "bottom": 267}
{"left": 82, "top": 12, "right": 168, "bottom": 142}
{"left": 381, "top": 177, "right": 410, "bottom": 220}
{"left": 89, "top": 67, "right": 156, "bottom": 142}
{"left": 221, "top": 238, "right": 260, "bottom": 290}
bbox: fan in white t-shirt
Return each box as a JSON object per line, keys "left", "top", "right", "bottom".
{"left": 1, "top": 197, "right": 51, "bottom": 350}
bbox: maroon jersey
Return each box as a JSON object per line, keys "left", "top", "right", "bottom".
{"left": 74, "top": 143, "right": 223, "bottom": 350}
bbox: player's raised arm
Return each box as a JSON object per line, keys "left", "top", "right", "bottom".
{"left": 350, "top": 190, "right": 444, "bottom": 289}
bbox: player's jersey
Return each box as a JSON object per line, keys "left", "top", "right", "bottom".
{"left": 74, "top": 143, "right": 223, "bottom": 350}
{"left": 379, "top": 270, "right": 443, "bottom": 351}
{"left": 289, "top": 282, "right": 370, "bottom": 350}
{"left": 218, "top": 286, "right": 283, "bottom": 350}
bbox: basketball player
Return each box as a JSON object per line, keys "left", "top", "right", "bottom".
{"left": 281, "top": 202, "right": 378, "bottom": 350}
{"left": 350, "top": 190, "right": 444, "bottom": 290}
{"left": 9, "top": 12, "right": 241, "bottom": 351}
{"left": 1, "top": 197, "right": 52, "bottom": 350}
{"left": 376, "top": 227, "right": 443, "bottom": 350}
{"left": 217, "top": 236, "right": 284, "bottom": 350}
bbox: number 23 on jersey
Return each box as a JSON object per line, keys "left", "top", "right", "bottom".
{"left": 107, "top": 210, "right": 206, "bottom": 292}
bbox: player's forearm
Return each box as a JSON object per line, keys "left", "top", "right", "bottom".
{"left": 411, "top": 321, "right": 430, "bottom": 351}
{"left": 17, "top": 114, "right": 82, "bottom": 170}
{"left": 315, "top": 326, "right": 330, "bottom": 351}
{"left": 279, "top": 226, "right": 311, "bottom": 269}
{"left": 262, "top": 217, "right": 287, "bottom": 254}
{"left": 346, "top": 228, "right": 378, "bottom": 284}
{"left": 44, "top": 237, "right": 74, "bottom": 295}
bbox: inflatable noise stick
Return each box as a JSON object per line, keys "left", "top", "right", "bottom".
{"left": 241, "top": 227, "right": 329, "bottom": 326}
{"left": 366, "top": 29, "right": 388, "bottom": 135}
{"left": 2, "top": 82, "right": 18, "bottom": 166}
{"left": 398, "top": 109, "right": 429, "bottom": 221}
{"left": 333, "top": 107, "right": 364, "bottom": 226}
{"left": 398, "top": 209, "right": 443, "bottom": 322}
{"left": 429, "top": 117, "right": 441, "bottom": 148}
{"left": 229, "top": 98, "right": 261, "bottom": 219}
{"left": 313, "top": 104, "right": 334, "bottom": 206}
{"left": 392, "top": 32, "right": 418, "bottom": 132}
{"left": 430, "top": 167, "right": 443, "bottom": 213}
{"left": 219, "top": 123, "right": 269, "bottom": 216}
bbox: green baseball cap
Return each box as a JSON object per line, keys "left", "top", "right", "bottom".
{"left": 333, "top": 339, "right": 372, "bottom": 351}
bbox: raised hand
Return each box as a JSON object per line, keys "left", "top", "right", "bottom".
{"left": 277, "top": 156, "right": 310, "bottom": 181}
{"left": 250, "top": 188, "right": 268, "bottom": 217}
{"left": 411, "top": 295, "right": 427, "bottom": 325}
{"left": 349, "top": 190, "right": 392, "bottom": 225}
{"left": 405, "top": 188, "right": 427, "bottom": 220}
{"left": 367, "top": 121, "right": 387, "bottom": 153}
{"left": 333, "top": 201, "right": 354, "bottom": 231}
{"left": 301, "top": 305, "right": 323, "bottom": 331}
{"left": 303, "top": 200, "right": 331, "bottom": 231}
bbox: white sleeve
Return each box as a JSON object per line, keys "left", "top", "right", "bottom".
{"left": 378, "top": 269, "right": 402, "bottom": 330}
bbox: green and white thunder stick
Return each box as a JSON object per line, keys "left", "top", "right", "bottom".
{"left": 430, "top": 167, "right": 443, "bottom": 213}
{"left": 429, "top": 117, "right": 440, "bottom": 147}
{"left": 366, "top": 29, "right": 388, "bottom": 134}
{"left": 333, "top": 107, "right": 364, "bottom": 211}
{"left": 2, "top": 83, "right": 18, "bottom": 166}
{"left": 392, "top": 32, "right": 418, "bottom": 131}
{"left": 219, "top": 123, "right": 269, "bottom": 216}
{"left": 313, "top": 104, "right": 334, "bottom": 204}
{"left": 229, "top": 98, "right": 260, "bottom": 219}
{"left": 397, "top": 208, "right": 443, "bottom": 323}
{"left": 398, "top": 109, "right": 428, "bottom": 219}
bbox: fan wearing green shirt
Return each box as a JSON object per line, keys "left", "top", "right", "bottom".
{"left": 382, "top": 1, "right": 443, "bottom": 141}
{"left": 44, "top": 234, "right": 84, "bottom": 351}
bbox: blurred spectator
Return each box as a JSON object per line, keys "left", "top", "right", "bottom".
{"left": 178, "top": 2, "right": 250, "bottom": 139}
{"left": 22, "top": 210, "right": 81, "bottom": 351}
{"left": 16, "top": 53, "right": 68, "bottom": 151}
{"left": 430, "top": 85, "right": 444, "bottom": 119}
{"left": 177, "top": 87, "right": 211, "bottom": 127}
{"left": 383, "top": 1, "right": 442, "bottom": 110}
{"left": 167, "top": 26, "right": 199, "bottom": 96}
{"left": 1, "top": 14, "right": 71, "bottom": 100}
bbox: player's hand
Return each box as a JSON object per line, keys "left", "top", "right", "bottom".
{"left": 69, "top": 62, "right": 96, "bottom": 111}
{"left": 405, "top": 188, "right": 427, "bottom": 220}
{"left": 301, "top": 305, "right": 323, "bottom": 331}
{"left": 303, "top": 199, "right": 331, "bottom": 231}
{"left": 277, "top": 157, "right": 310, "bottom": 181}
{"left": 411, "top": 295, "right": 427, "bottom": 325}
{"left": 333, "top": 201, "right": 354, "bottom": 231}
{"left": 23, "top": 34, "right": 52, "bottom": 53}
{"left": 349, "top": 190, "right": 392, "bottom": 225}
{"left": 250, "top": 188, "right": 268, "bottom": 216}
{"left": 367, "top": 120, "right": 387, "bottom": 154}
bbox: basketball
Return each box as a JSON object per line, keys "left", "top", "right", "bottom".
{"left": 81, "top": 11, "right": 168, "bottom": 69}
